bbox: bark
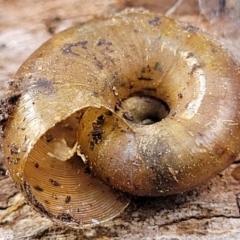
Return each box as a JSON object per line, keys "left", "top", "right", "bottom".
{"left": 1, "top": 0, "right": 240, "bottom": 239}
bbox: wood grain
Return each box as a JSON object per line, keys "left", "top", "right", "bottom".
{"left": 1, "top": 0, "right": 240, "bottom": 239}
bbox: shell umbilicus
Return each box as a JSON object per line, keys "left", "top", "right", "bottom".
{"left": 1, "top": 12, "right": 240, "bottom": 227}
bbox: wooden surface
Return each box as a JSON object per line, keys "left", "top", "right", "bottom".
{"left": 1, "top": 0, "right": 240, "bottom": 239}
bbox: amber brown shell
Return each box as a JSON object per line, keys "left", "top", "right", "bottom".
{"left": 1, "top": 12, "right": 240, "bottom": 227}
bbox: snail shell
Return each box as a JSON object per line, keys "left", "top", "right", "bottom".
{"left": 1, "top": 12, "right": 240, "bottom": 227}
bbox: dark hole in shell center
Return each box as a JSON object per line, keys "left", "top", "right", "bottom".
{"left": 117, "top": 95, "right": 170, "bottom": 125}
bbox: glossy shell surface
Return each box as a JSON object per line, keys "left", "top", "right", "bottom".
{"left": 1, "top": 12, "right": 240, "bottom": 227}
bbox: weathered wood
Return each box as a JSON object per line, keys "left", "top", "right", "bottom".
{"left": 1, "top": 1, "right": 240, "bottom": 239}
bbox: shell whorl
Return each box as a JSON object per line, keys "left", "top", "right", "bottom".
{"left": 2, "top": 12, "right": 240, "bottom": 227}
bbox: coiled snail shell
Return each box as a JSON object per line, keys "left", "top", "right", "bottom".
{"left": 1, "top": 12, "right": 240, "bottom": 227}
